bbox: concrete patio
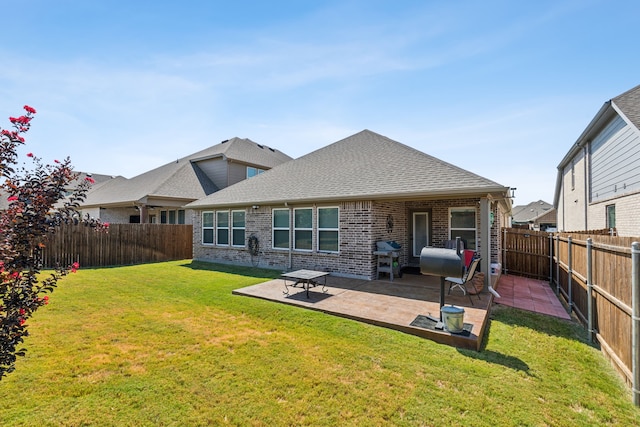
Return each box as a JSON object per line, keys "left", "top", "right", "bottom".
{"left": 233, "top": 271, "right": 494, "bottom": 350}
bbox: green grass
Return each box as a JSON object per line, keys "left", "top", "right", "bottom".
{"left": 0, "top": 260, "right": 638, "bottom": 426}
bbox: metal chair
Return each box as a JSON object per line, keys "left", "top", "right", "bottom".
{"left": 446, "top": 257, "right": 481, "bottom": 305}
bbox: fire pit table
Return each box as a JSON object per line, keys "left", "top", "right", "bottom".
{"left": 282, "top": 269, "right": 329, "bottom": 298}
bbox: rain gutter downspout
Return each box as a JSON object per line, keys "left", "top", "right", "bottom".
{"left": 583, "top": 145, "right": 589, "bottom": 230}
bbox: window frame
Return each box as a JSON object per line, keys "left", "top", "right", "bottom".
{"left": 272, "top": 208, "right": 290, "bottom": 250}
{"left": 216, "top": 210, "right": 230, "bottom": 246}
{"left": 246, "top": 166, "right": 265, "bottom": 178}
{"left": 293, "top": 207, "right": 313, "bottom": 251}
{"left": 606, "top": 204, "right": 616, "bottom": 229}
{"left": 449, "top": 207, "right": 477, "bottom": 250}
{"left": 231, "top": 209, "right": 246, "bottom": 247}
{"left": 317, "top": 206, "right": 339, "bottom": 253}
{"left": 202, "top": 211, "right": 214, "bottom": 245}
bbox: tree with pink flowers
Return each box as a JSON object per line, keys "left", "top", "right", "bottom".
{"left": 0, "top": 105, "right": 106, "bottom": 379}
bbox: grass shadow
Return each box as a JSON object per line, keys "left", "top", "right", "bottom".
{"left": 179, "top": 260, "right": 282, "bottom": 279}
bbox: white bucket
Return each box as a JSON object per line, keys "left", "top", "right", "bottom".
{"left": 491, "top": 262, "right": 501, "bottom": 275}
{"left": 441, "top": 305, "right": 465, "bottom": 333}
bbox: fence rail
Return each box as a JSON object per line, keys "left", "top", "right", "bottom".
{"left": 42, "top": 223, "right": 193, "bottom": 268}
{"left": 502, "top": 227, "right": 640, "bottom": 406}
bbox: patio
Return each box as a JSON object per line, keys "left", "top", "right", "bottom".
{"left": 233, "top": 271, "right": 495, "bottom": 350}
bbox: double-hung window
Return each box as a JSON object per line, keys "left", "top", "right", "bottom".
{"left": 294, "top": 208, "right": 313, "bottom": 251}
{"left": 231, "top": 210, "right": 246, "bottom": 247}
{"left": 272, "top": 209, "right": 290, "bottom": 249}
{"left": 318, "top": 207, "right": 339, "bottom": 253}
{"left": 450, "top": 207, "right": 476, "bottom": 250}
{"left": 202, "top": 212, "right": 214, "bottom": 244}
{"left": 216, "top": 211, "right": 229, "bottom": 245}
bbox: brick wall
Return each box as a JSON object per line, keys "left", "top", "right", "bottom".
{"left": 192, "top": 197, "right": 502, "bottom": 279}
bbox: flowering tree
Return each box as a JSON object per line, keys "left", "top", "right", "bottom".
{"left": 0, "top": 105, "right": 105, "bottom": 379}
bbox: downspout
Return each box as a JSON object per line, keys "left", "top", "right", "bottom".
{"left": 288, "top": 203, "right": 293, "bottom": 271}
{"left": 480, "top": 197, "right": 491, "bottom": 291}
{"left": 583, "top": 145, "right": 589, "bottom": 230}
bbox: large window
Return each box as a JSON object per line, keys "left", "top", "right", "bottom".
{"left": 318, "top": 207, "right": 339, "bottom": 253}
{"left": 450, "top": 207, "right": 476, "bottom": 250}
{"left": 216, "top": 211, "right": 229, "bottom": 245}
{"left": 231, "top": 210, "right": 246, "bottom": 247}
{"left": 294, "top": 208, "right": 313, "bottom": 250}
{"left": 202, "top": 212, "right": 214, "bottom": 244}
{"left": 272, "top": 209, "right": 290, "bottom": 249}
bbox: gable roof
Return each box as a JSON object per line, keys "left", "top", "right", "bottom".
{"left": 81, "top": 137, "right": 292, "bottom": 207}
{"left": 511, "top": 200, "right": 553, "bottom": 223}
{"left": 553, "top": 84, "right": 640, "bottom": 207}
{"left": 187, "top": 130, "right": 510, "bottom": 209}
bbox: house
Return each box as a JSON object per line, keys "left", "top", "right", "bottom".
{"left": 186, "top": 130, "right": 512, "bottom": 285}
{"left": 79, "top": 138, "right": 292, "bottom": 224}
{"left": 554, "top": 84, "right": 640, "bottom": 236}
{"left": 511, "top": 200, "right": 556, "bottom": 231}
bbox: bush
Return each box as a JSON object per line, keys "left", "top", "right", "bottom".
{"left": 0, "top": 105, "right": 106, "bottom": 379}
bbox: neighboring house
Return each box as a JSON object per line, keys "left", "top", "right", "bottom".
{"left": 554, "top": 84, "right": 640, "bottom": 236}
{"left": 79, "top": 138, "right": 292, "bottom": 224}
{"left": 511, "top": 200, "right": 556, "bottom": 231}
{"left": 186, "top": 130, "right": 512, "bottom": 284}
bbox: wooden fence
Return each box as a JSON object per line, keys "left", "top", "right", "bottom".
{"left": 502, "top": 227, "right": 640, "bottom": 405}
{"left": 502, "top": 228, "right": 553, "bottom": 281}
{"left": 41, "top": 223, "right": 193, "bottom": 268}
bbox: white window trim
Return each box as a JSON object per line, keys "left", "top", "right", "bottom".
{"left": 231, "top": 209, "right": 246, "bottom": 247}
{"left": 202, "top": 211, "right": 214, "bottom": 245}
{"left": 272, "top": 208, "right": 290, "bottom": 250}
{"left": 246, "top": 166, "right": 265, "bottom": 179}
{"left": 449, "top": 207, "right": 477, "bottom": 249}
{"left": 317, "top": 206, "right": 339, "bottom": 253}
{"left": 216, "top": 210, "right": 230, "bottom": 246}
{"left": 294, "top": 207, "right": 313, "bottom": 252}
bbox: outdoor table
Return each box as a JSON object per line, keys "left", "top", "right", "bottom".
{"left": 282, "top": 269, "right": 329, "bottom": 298}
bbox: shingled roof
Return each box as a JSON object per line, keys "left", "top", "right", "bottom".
{"left": 612, "top": 84, "right": 640, "bottom": 130}
{"left": 82, "top": 137, "right": 291, "bottom": 207}
{"left": 187, "top": 130, "right": 509, "bottom": 208}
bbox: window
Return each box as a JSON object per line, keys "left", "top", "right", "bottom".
{"left": 247, "top": 166, "right": 265, "bottom": 178}
{"left": 231, "top": 210, "right": 246, "bottom": 247}
{"left": 294, "top": 208, "right": 313, "bottom": 251}
{"left": 160, "top": 209, "right": 185, "bottom": 224}
{"left": 606, "top": 204, "right": 616, "bottom": 229}
{"left": 450, "top": 207, "right": 476, "bottom": 250}
{"left": 202, "top": 212, "right": 214, "bottom": 244}
{"left": 272, "top": 209, "right": 290, "bottom": 249}
{"left": 318, "top": 207, "right": 339, "bottom": 253}
{"left": 216, "top": 211, "right": 229, "bottom": 245}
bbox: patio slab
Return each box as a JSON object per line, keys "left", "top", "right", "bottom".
{"left": 233, "top": 272, "right": 494, "bottom": 350}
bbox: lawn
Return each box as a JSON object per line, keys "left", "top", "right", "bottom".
{"left": 0, "top": 260, "right": 638, "bottom": 426}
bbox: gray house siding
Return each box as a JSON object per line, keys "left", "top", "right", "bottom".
{"left": 590, "top": 115, "right": 640, "bottom": 202}
{"left": 196, "top": 158, "right": 229, "bottom": 190}
{"left": 228, "top": 162, "right": 250, "bottom": 187}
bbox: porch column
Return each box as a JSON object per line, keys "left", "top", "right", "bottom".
{"left": 138, "top": 204, "right": 148, "bottom": 223}
{"left": 480, "top": 197, "right": 491, "bottom": 290}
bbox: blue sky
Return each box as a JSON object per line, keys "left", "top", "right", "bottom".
{"left": 1, "top": 0, "right": 638, "bottom": 205}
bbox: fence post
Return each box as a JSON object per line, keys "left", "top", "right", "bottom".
{"left": 549, "top": 233, "right": 553, "bottom": 285}
{"left": 587, "top": 238, "right": 593, "bottom": 344}
{"left": 555, "top": 234, "right": 560, "bottom": 295}
{"left": 567, "top": 236, "right": 573, "bottom": 313}
{"left": 632, "top": 241, "right": 640, "bottom": 406}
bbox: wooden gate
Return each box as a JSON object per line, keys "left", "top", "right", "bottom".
{"left": 501, "top": 227, "right": 553, "bottom": 281}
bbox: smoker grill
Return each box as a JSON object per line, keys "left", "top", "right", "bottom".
{"left": 419, "top": 238, "right": 466, "bottom": 320}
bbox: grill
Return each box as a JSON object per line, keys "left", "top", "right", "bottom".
{"left": 419, "top": 238, "right": 466, "bottom": 322}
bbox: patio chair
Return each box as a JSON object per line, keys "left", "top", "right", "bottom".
{"left": 446, "top": 256, "right": 481, "bottom": 306}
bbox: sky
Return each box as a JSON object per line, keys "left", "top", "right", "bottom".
{"left": 1, "top": 0, "right": 639, "bottom": 206}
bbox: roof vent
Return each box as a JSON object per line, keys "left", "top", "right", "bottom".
{"left": 257, "top": 144, "right": 264, "bottom": 149}
{"left": 221, "top": 139, "right": 229, "bottom": 144}
{"left": 268, "top": 147, "right": 275, "bottom": 152}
